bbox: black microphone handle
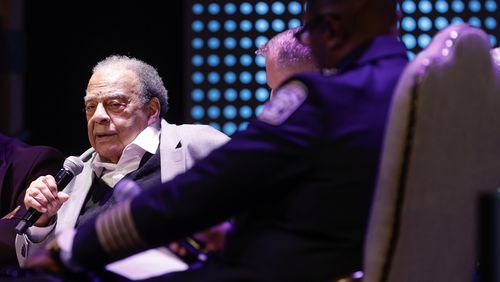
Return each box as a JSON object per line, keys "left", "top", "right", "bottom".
{"left": 15, "top": 168, "right": 75, "bottom": 235}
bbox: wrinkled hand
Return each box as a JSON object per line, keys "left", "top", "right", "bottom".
{"left": 168, "top": 221, "right": 231, "bottom": 257}
{"left": 24, "top": 175, "right": 70, "bottom": 227}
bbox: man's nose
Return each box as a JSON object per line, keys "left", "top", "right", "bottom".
{"left": 91, "top": 103, "right": 110, "bottom": 122}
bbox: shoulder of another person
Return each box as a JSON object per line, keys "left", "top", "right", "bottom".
{"left": 258, "top": 80, "right": 309, "bottom": 126}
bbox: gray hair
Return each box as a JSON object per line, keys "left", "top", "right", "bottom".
{"left": 255, "top": 26, "right": 315, "bottom": 71}
{"left": 92, "top": 55, "right": 169, "bottom": 118}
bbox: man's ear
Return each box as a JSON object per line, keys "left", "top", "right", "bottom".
{"left": 146, "top": 97, "right": 161, "bottom": 125}
{"left": 324, "top": 17, "right": 344, "bottom": 49}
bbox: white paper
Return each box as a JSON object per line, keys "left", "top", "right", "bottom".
{"left": 105, "top": 247, "right": 188, "bottom": 280}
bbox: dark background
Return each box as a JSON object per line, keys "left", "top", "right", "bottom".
{"left": 22, "top": 1, "right": 185, "bottom": 156}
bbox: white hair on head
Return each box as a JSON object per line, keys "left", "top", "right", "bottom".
{"left": 255, "top": 26, "right": 315, "bottom": 72}
{"left": 92, "top": 55, "right": 169, "bottom": 118}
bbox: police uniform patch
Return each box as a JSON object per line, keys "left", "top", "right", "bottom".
{"left": 258, "top": 81, "right": 308, "bottom": 125}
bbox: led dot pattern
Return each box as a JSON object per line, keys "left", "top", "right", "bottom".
{"left": 399, "top": 0, "right": 499, "bottom": 58}
{"left": 187, "top": 0, "right": 500, "bottom": 136}
{"left": 186, "top": 1, "right": 304, "bottom": 135}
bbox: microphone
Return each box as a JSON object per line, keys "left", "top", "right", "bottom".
{"left": 114, "top": 178, "right": 208, "bottom": 264}
{"left": 15, "top": 156, "right": 85, "bottom": 235}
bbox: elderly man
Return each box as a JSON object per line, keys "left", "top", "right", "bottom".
{"left": 26, "top": 0, "right": 408, "bottom": 281}
{"left": 15, "top": 55, "right": 229, "bottom": 266}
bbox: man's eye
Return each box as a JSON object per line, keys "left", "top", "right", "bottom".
{"left": 85, "top": 104, "right": 97, "bottom": 111}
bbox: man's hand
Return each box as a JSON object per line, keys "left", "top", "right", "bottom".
{"left": 168, "top": 221, "right": 231, "bottom": 258}
{"left": 24, "top": 175, "right": 70, "bottom": 226}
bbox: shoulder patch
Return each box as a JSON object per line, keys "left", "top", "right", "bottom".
{"left": 258, "top": 81, "right": 308, "bottom": 125}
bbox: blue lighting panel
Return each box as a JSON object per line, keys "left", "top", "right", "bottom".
{"left": 186, "top": 0, "right": 500, "bottom": 135}
{"left": 185, "top": 0, "right": 304, "bottom": 135}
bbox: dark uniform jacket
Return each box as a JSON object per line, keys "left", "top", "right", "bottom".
{"left": 0, "top": 134, "right": 64, "bottom": 266}
{"left": 72, "top": 35, "right": 408, "bottom": 282}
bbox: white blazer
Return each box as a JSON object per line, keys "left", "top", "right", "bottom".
{"left": 16, "top": 119, "right": 229, "bottom": 265}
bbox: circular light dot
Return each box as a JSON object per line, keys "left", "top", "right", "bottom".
{"left": 208, "top": 3, "right": 220, "bottom": 15}
{"left": 223, "top": 122, "right": 237, "bottom": 135}
{"left": 255, "top": 88, "right": 270, "bottom": 102}
{"left": 240, "top": 2, "right": 253, "bottom": 14}
{"left": 255, "top": 36, "right": 269, "bottom": 48}
{"left": 255, "top": 70, "right": 267, "bottom": 85}
{"left": 191, "top": 55, "right": 203, "bottom": 67}
{"left": 485, "top": 0, "right": 497, "bottom": 12}
{"left": 401, "top": 17, "right": 416, "bottom": 32}
{"left": 418, "top": 17, "right": 432, "bottom": 31}
{"left": 451, "top": 1, "right": 464, "bottom": 13}
{"left": 255, "top": 2, "right": 269, "bottom": 14}
{"left": 435, "top": 1, "right": 449, "bottom": 13}
{"left": 224, "top": 88, "right": 238, "bottom": 102}
{"left": 402, "top": 34, "right": 417, "bottom": 49}
{"left": 288, "top": 18, "right": 301, "bottom": 29}
{"left": 240, "top": 54, "right": 253, "bottom": 66}
{"left": 208, "top": 38, "right": 220, "bottom": 49}
{"left": 224, "top": 37, "right": 237, "bottom": 49}
{"left": 207, "top": 88, "right": 221, "bottom": 102}
{"left": 191, "top": 106, "right": 204, "bottom": 120}
{"left": 224, "top": 3, "right": 237, "bottom": 14}
{"left": 407, "top": 51, "right": 415, "bottom": 60}
{"left": 207, "top": 72, "right": 220, "bottom": 84}
{"left": 223, "top": 106, "right": 237, "bottom": 119}
{"left": 207, "top": 106, "right": 221, "bottom": 119}
{"left": 239, "top": 106, "right": 253, "bottom": 119}
{"left": 207, "top": 54, "right": 220, "bottom": 67}
{"left": 451, "top": 17, "right": 464, "bottom": 24}
{"left": 240, "top": 20, "right": 253, "bottom": 32}
{"left": 209, "top": 122, "right": 221, "bottom": 131}
{"left": 191, "top": 72, "right": 204, "bottom": 84}
{"left": 401, "top": 1, "right": 416, "bottom": 14}
{"left": 224, "top": 55, "right": 237, "bottom": 66}
{"left": 239, "top": 71, "right": 253, "bottom": 84}
{"left": 469, "top": 0, "right": 481, "bottom": 12}
{"left": 468, "top": 16, "right": 481, "bottom": 27}
{"left": 255, "top": 19, "right": 269, "bottom": 32}
{"left": 255, "top": 105, "right": 265, "bottom": 116}
{"left": 485, "top": 17, "right": 497, "bottom": 30}
{"left": 192, "top": 20, "right": 204, "bottom": 32}
{"left": 208, "top": 20, "right": 220, "bottom": 32}
{"left": 255, "top": 56, "right": 266, "bottom": 67}
{"left": 418, "top": 1, "right": 432, "bottom": 13}
{"left": 191, "top": 89, "right": 204, "bottom": 102}
{"left": 239, "top": 122, "right": 249, "bottom": 131}
{"left": 240, "top": 37, "right": 253, "bottom": 49}
{"left": 272, "top": 2, "right": 286, "bottom": 15}
{"left": 489, "top": 35, "right": 497, "bottom": 46}
{"left": 224, "top": 72, "right": 236, "bottom": 84}
{"left": 192, "top": 3, "right": 204, "bottom": 15}
{"left": 288, "top": 1, "right": 302, "bottom": 15}
{"left": 418, "top": 34, "right": 432, "bottom": 48}
{"left": 224, "top": 20, "right": 237, "bottom": 32}
{"left": 272, "top": 19, "right": 285, "bottom": 32}
{"left": 434, "top": 17, "right": 449, "bottom": 30}
{"left": 192, "top": 38, "right": 204, "bottom": 49}
{"left": 240, "top": 89, "right": 252, "bottom": 101}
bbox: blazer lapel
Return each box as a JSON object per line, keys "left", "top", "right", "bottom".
{"left": 160, "top": 120, "right": 186, "bottom": 183}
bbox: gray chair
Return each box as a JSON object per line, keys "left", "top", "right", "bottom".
{"left": 363, "top": 23, "right": 500, "bottom": 282}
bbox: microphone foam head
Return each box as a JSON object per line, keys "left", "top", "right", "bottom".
{"left": 63, "top": 156, "right": 85, "bottom": 176}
